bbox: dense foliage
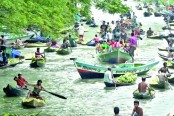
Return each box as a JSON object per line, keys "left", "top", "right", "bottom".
{"left": 0, "top": 0, "right": 129, "bottom": 38}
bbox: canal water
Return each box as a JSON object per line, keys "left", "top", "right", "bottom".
{"left": 0, "top": 0, "right": 174, "bottom": 116}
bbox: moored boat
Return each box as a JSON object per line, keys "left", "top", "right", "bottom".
{"left": 25, "top": 43, "right": 47, "bottom": 48}
{"left": 71, "top": 59, "right": 159, "bottom": 79}
{"left": 56, "top": 47, "right": 72, "bottom": 55}
{"left": 168, "top": 77, "right": 174, "bottom": 84}
{"left": 104, "top": 82, "right": 132, "bottom": 87}
{"left": 0, "top": 58, "right": 24, "bottom": 69}
{"left": 147, "top": 35, "right": 162, "bottom": 39}
{"left": 44, "top": 47, "right": 58, "bottom": 52}
{"left": 98, "top": 48, "right": 132, "bottom": 64}
{"left": 30, "top": 58, "right": 46, "bottom": 68}
{"left": 158, "top": 47, "right": 174, "bottom": 52}
{"left": 150, "top": 81, "right": 169, "bottom": 89}
{"left": 22, "top": 98, "right": 46, "bottom": 108}
{"left": 133, "top": 89, "right": 155, "bottom": 99}
{"left": 3, "top": 84, "right": 27, "bottom": 97}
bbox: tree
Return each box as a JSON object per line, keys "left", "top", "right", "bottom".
{"left": 0, "top": 0, "right": 129, "bottom": 38}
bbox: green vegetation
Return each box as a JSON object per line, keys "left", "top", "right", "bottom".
{"left": 0, "top": 0, "right": 129, "bottom": 39}
{"left": 115, "top": 72, "right": 137, "bottom": 83}
{"left": 4, "top": 111, "right": 41, "bottom": 116}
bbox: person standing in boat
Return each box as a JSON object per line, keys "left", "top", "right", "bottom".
{"left": 35, "top": 48, "right": 45, "bottom": 58}
{"left": 104, "top": 68, "right": 115, "bottom": 87}
{"left": 128, "top": 33, "right": 137, "bottom": 63}
{"left": 131, "top": 101, "right": 143, "bottom": 116}
{"left": 138, "top": 78, "right": 150, "bottom": 94}
{"left": 27, "top": 80, "right": 45, "bottom": 99}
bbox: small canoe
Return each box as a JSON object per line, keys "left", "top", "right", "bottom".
{"left": 3, "top": 84, "right": 27, "bottom": 97}
{"left": 133, "top": 89, "right": 155, "bottom": 99}
{"left": 104, "top": 82, "right": 133, "bottom": 87}
{"left": 147, "top": 35, "right": 162, "bottom": 39}
{"left": 154, "top": 12, "right": 162, "bottom": 17}
{"left": 25, "top": 43, "right": 47, "bottom": 48}
{"left": 22, "top": 98, "right": 46, "bottom": 108}
{"left": 150, "top": 81, "right": 169, "bottom": 89}
{"left": 0, "top": 58, "right": 24, "bottom": 69}
{"left": 136, "top": 6, "right": 142, "bottom": 10}
{"left": 30, "top": 58, "right": 46, "bottom": 68}
{"left": 24, "top": 39, "right": 47, "bottom": 43}
{"left": 170, "top": 23, "right": 174, "bottom": 26}
{"left": 44, "top": 47, "right": 58, "bottom": 52}
{"left": 56, "top": 47, "right": 72, "bottom": 55}
{"left": 144, "top": 12, "right": 152, "bottom": 17}
{"left": 13, "top": 45, "right": 25, "bottom": 50}
{"left": 158, "top": 47, "right": 174, "bottom": 52}
{"left": 98, "top": 48, "right": 132, "bottom": 64}
{"left": 168, "top": 77, "right": 174, "bottom": 84}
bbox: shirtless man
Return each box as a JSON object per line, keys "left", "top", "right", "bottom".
{"left": 131, "top": 101, "right": 143, "bottom": 116}
{"left": 138, "top": 78, "right": 150, "bottom": 93}
{"left": 158, "top": 62, "right": 171, "bottom": 82}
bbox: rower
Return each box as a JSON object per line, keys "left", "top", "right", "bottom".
{"left": 138, "top": 78, "right": 150, "bottom": 94}
{"left": 27, "top": 80, "right": 45, "bottom": 99}
{"left": 158, "top": 62, "right": 171, "bottom": 83}
{"left": 35, "top": 48, "right": 45, "bottom": 58}
{"left": 14, "top": 73, "right": 28, "bottom": 89}
{"left": 146, "top": 28, "right": 154, "bottom": 37}
{"left": 104, "top": 68, "right": 115, "bottom": 87}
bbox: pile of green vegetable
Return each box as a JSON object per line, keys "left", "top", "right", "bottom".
{"left": 31, "top": 58, "right": 46, "bottom": 64}
{"left": 115, "top": 73, "right": 137, "bottom": 84}
{"left": 44, "top": 47, "right": 57, "bottom": 52}
{"left": 8, "top": 58, "right": 20, "bottom": 64}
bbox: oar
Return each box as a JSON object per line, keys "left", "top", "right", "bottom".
{"left": 167, "top": 81, "right": 173, "bottom": 90}
{"left": 44, "top": 90, "right": 67, "bottom": 99}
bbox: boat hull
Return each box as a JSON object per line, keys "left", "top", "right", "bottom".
{"left": 57, "top": 48, "right": 71, "bottom": 55}
{"left": 74, "top": 60, "right": 159, "bottom": 79}
{"left": 30, "top": 58, "right": 46, "bottom": 68}
{"left": 98, "top": 48, "right": 132, "bottom": 64}
{"left": 133, "top": 89, "right": 155, "bottom": 99}
{"left": 104, "top": 82, "right": 133, "bottom": 87}
{"left": 3, "top": 84, "right": 27, "bottom": 97}
{"left": 22, "top": 98, "right": 46, "bottom": 108}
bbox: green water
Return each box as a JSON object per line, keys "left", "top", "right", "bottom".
{"left": 1, "top": 0, "right": 174, "bottom": 116}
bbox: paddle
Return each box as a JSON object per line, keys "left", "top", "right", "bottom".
{"left": 43, "top": 90, "right": 67, "bottom": 99}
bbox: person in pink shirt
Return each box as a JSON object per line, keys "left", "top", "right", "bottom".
{"left": 96, "top": 43, "right": 102, "bottom": 53}
{"left": 93, "top": 34, "right": 100, "bottom": 43}
{"left": 109, "top": 39, "right": 116, "bottom": 49}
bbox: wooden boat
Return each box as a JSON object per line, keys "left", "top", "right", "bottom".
{"left": 150, "top": 81, "right": 169, "bottom": 89}
{"left": 154, "top": 12, "right": 162, "bottom": 17}
{"left": 44, "top": 47, "right": 58, "bottom": 52}
{"left": 25, "top": 43, "right": 47, "bottom": 48}
{"left": 71, "top": 59, "right": 159, "bottom": 79}
{"left": 147, "top": 34, "right": 162, "bottom": 39}
{"left": 22, "top": 98, "right": 46, "bottom": 108}
{"left": 0, "top": 58, "right": 24, "bottom": 69}
{"left": 169, "top": 23, "right": 174, "bottom": 26}
{"left": 144, "top": 12, "right": 152, "bottom": 17}
{"left": 98, "top": 48, "right": 132, "bottom": 64}
{"left": 158, "top": 47, "right": 174, "bottom": 52}
{"left": 168, "top": 77, "right": 174, "bottom": 84}
{"left": 24, "top": 39, "right": 47, "bottom": 43}
{"left": 133, "top": 89, "right": 155, "bottom": 99}
{"left": 30, "top": 58, "right": 46, "bottom": 68}
{"left": 136, "top": 6, "right": 142, "bottom": 10}
{"left": 158, "top": 53, "right": 174, "bottom": 68}
{"left": 3, "top": 84, "right": 27, "bottom": 97}
{"left": 56, "top": 47, "right": 72, "bottom": 55}
{"left": 104, "top": 82, "right": 133, "bottom": 87}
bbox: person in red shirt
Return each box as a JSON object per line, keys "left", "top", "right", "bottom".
{"left": 14, "top": 73, "right": 28, "bottom": 88}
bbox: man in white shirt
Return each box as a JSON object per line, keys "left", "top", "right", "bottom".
{"left": 106, "top": 30, "right": 113, "bottom": 40}
{"left": 104, "top": 68, "right": 115, "bottom": 87}
{"left": 79, "top": 24, "right": 85, "bottom": 41}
